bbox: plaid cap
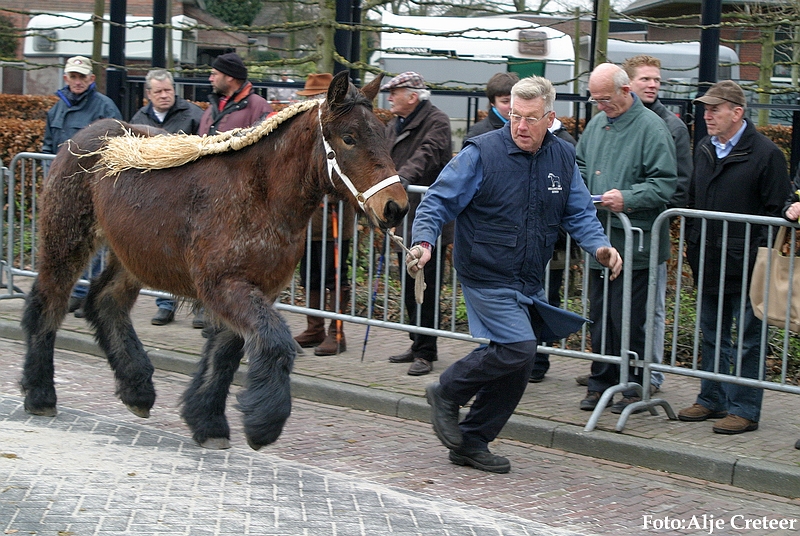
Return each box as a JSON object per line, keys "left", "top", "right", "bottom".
{"left": 693, "top": 80, "right": 746, "bottom": 108}
{"left": 381, "top": 71, "right": 426, "bottom": 91}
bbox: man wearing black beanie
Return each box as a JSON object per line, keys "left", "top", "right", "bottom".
{"left": 193, "top": 52, "right": 273, "bottom": 334}
{"left": 198, "top": 52, "right": 272, "bottom": 136}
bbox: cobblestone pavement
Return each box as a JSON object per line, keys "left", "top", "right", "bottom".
{"left": 2, "top": 338, "right": 800, "bottom": 535}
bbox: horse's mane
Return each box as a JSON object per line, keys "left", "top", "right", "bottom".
{"left": 83, "top": 100, "right": 320, "bottom": 175}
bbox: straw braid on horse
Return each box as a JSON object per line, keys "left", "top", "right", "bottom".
{"left": 20, "top": 72, "right": 408, "bottom": 450}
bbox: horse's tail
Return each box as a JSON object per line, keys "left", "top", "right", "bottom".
{"left": 235, "top": 304, "right": 296, "bottom": 450}
{"left": 35, "top": 119, "right": 134, "bottom": 299}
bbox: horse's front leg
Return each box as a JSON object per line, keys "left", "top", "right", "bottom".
{"left": 192, "top": 279, "right": 296, "bottom": 451}
{"left": 83, "top": 255, "right": 155, "bottom": 418}
{"left": 180, "top": 328, "right": 244, "bottom": 449}
{"left": 236, "top": 303, "right": 296, "bottom": 450}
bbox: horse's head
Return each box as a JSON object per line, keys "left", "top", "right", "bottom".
{"left": 319, "top": 71, "right": 408, "bottom": 232}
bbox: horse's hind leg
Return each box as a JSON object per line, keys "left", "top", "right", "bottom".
{"left": 20, "top": 279, "right": 63, "bottom": 416}
{"left": 21, "top": 220, "right": 95, "bottom": 416}
{"left": 180, "top": 328, "right": 244, "bottom": 449}
{"left": 192, "top": 280, "right": 295, "bottom": 450}
{"left": 83, "top": 254, "right": 155, "bottom": 417}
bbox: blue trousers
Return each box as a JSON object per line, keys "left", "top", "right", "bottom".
{"left": 70, "top": 251, "right": 104, "bottom": 300}
{"left": 696, "top": 292, "right": 764, "bottom": 422}
{"left": 155, "top": 297, "right": 176, "bottom": 311}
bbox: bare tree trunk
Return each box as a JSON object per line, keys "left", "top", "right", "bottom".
{"left": 758, "top": 27, "right": 774, "bottom": 127}
{"left": 318, "top": 0, "right": 336, "bottom": 73}
{"left": 93, "top": 0, "right": 104, "bottom": 78}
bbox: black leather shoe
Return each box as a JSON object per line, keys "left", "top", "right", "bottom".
{"left": 68, "top": 296, "right": 83, "bottom": 313}
{"left": 389, "top": 348, "right": 416, "bottom": 363}
{"left": 449, "top": 448, "right": 510, "bottom": 474}
{"left": 529, "top": 370, "right": 546, "bottom": 383}
{"left": 407, "top": 357, "right": 433, "bottom": 376}
{"left": 151, "top": 308, "right": 175, "bottom": 326}
{"left": 425, "top": 382, "right": 462, "bottom": 450}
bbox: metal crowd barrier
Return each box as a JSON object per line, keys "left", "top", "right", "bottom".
{"left": 618, "top": 209, "right": 800, "bottom": 432}
{"left": 1, "top": 152, "right": 54, "bottom": 299}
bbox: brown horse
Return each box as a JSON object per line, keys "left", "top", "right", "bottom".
{"left": 20, "top": 71, "right": 408, "bottom": 450}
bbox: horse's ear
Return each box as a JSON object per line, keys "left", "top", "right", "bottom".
{"left": 327, "top": 71, "right": 351, "bottom": 107}
{"left": 361, "top": 74, "right": 383, "bottom": 101}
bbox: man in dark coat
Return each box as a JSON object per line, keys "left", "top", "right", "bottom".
{"left": 382, "top": 72, "right": 452, "bottom": 376}
{"left": 131, "top": 69, "right": 204, "bottom": 326}
{"left": 131, "top": 69, "right": 203, "bottom": 136}
{"left": 681, "top": 80, "right": 792, "bottom": 434}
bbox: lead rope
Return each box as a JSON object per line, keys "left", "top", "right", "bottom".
{"left": 387, "top": 229, "right": 426, "bottom": 304}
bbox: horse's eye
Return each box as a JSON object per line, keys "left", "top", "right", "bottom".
{"left": 342, "top": 135, "right": 355, "bottom": 146}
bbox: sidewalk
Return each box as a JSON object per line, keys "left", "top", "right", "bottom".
{"left": 0, "top": 289, "right": 798, "bottom": 499}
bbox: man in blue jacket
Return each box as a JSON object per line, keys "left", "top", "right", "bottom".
{"left": 42, "top": 55, "right": 122, "bottom": 316}
{"left": 42, "top": 56, "right": 121, "bottom": 154}
{"left": 407, "top": 76, "right": 622, "bottom": 473}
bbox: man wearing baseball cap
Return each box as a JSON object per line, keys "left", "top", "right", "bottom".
{"left": 198, "top": 52, "right": 272, "bottom": 136}
{"left": 42, "top": 55, "right": 122, "bottom": 317}
{"left": 680, "top": 80, "right": 792, "bottom": 434}
{"left": 42, "top": 55, "right": 121, "bottom": 154}
{"left": 381, "top": 71, "right": 453, "bottom": 376}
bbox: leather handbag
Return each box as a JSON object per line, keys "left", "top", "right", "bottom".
{"left": 750, "top": 226, "right": 800, "bottom": 332}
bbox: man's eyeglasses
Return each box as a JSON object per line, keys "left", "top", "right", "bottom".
{"left": 587, "top": 97, "right": 613, "bottom": 106}
{"left": 508, "top": 113, "right": 547, "bottom": 126}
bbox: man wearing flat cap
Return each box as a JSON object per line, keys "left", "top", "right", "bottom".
{"left": 382, "top": 71, "right": 453, "bottom": 377}
{"left": 198, "top": 52, "right": 272, "bottom": 136}
{"left": 680, "top": 80, "right": 792, "bottom": 434}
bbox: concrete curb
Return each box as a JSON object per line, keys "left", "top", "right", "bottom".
{"left": 3, "top": 319, "right": 798, "bottom": 499}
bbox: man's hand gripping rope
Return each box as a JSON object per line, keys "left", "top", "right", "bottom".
{"left": 387, "top": 230, "right": 427, "bottom": 304}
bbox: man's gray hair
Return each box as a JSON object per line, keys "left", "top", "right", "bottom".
{"left": 611, "top": 67, "right": 630, "bottom": 93}
{"left": 510, "top": 76, "right": 555, "bottom": 113}
{"left": 145, "top": 69, "right": 175, "bottom": 90}
{"left": 407, "top": 88, "right": 431, "bottom": 101}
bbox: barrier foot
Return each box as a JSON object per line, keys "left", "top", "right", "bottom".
{"left": 614, "top": 397, "right": 677, "bottom": 432}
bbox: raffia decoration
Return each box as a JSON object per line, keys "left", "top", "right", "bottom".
{"left": 82, "top": 99, "right": 320, "bottom": 175}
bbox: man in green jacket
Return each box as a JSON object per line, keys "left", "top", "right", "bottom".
{"left": 576, "top": 62, "right": 677, "bottom": 414}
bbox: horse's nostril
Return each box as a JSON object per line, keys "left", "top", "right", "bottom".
{"left": 384, "top": 200, "right": 408, "bottom": 227}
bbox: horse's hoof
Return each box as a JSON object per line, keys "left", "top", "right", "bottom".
{"left": 200, "top": 437, "right": 231, "bottom": 450}
{"left": 24, "top": 404, "right": 57, "bottom": 417}
{"left": 126, "top": 405, "right": 151, "bottom": 419}
{"left": 247, "top": 438, "right": 264, "bottom": 451}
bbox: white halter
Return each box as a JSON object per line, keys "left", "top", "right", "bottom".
{"left": 318, "top": 104, "right": 400, "bottom": 212}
